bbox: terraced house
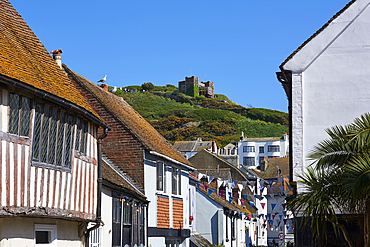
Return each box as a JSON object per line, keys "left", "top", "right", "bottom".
{"left": 64, "top": 65, "right": 195, "bottom": 247}
{"left": 0, "top": 0, "right": 109, "bottom": 246}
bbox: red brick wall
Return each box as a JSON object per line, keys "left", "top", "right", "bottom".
{"left": 172, "top": 198, "right": 183, "bottom": 229}
{"left": 68, "top": 75, "right": 145, "bottom": 190}
{"left": 157, "top": 196, "right": 170, "bottom": 229}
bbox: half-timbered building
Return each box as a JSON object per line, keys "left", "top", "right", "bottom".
{"left": 0, "top": 1, "right": 109, "bottom": 246}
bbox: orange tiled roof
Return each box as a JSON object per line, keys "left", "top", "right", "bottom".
{"left": 63, "top": 65, "right": 193, "bottom": 168}
{"left": 280, "top": 0, "right": 356, "bottom": 69}
{"left": 0, "top": 0, "right": 101, "bottom": 121}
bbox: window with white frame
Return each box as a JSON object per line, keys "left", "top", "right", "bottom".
{"left": 157, "top": 161, "right": 166, "bottom": 192}
{"left": 32, "top": 102, "right": 75, "bottom": 169}
{"left": 172, "top": 167, "right": 181, "bottom": 195}
{"left": 259, "top": 146, "right": 264, "bottom": 153}
{"left": 243, "top": 146, "right": 255, "bottom": 152}
{"left": 8, "top": 93, "right": 31, "bottom": 137}
{"left": 35, "top": 224, "right": 57, "bottom": 247}
{"left": 259, "top": 156, "right": 265, "bottom": 165}
{"left": 243, "top": 157, "right": 255, "bottom": 167}
{"left": 268, "top": 145, "right": 280, "bottom": 152}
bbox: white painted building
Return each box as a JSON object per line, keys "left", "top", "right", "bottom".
{"left": 277, "top": 0, "right": 370, "bottom": 193}
{"left": 238, "top": 134, "right": 289, "bottom": 169}
{"left": 277, "top": 0, "right": 370, "bottom": 245}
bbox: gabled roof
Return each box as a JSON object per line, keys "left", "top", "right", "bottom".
{"left": 280, "top": 0, "right": 357, "bottom": 70}
{"left": 0, "top": 0, "right": 101, "bottom": 122}
{"left": 189, "top": 149, "right": 249, "bottom": 181}
{"left": 102, "top": 157, "right": 146, "bottom": 200}
{"left": 259, "top": 157, "right": 289, "bottom": 179}
{"left": 63, "top": 65, "right": 192, "bottom": 168}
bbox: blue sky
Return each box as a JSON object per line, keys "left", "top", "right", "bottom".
{"left": 11, "top": 0, "right": 350, "bottom": 112}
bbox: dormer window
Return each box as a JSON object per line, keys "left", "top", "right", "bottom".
{"left": 9, "top": 93, "right": 31, "bottom": 137}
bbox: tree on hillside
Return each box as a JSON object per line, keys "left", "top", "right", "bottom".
{"left": 141, "top": 82, "right": 154, "bottom": 91}
{"left": 288, "top": 113, "right": 370, "bottom": 246}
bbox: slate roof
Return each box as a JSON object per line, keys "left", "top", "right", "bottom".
{"left": 197, "top": 184, "right": 256, "bottom": 214}
{"left": 189, "top": 149, "right": 249, "bottom": 181}
{"left": 174, "top": 140, "right": 213, "bottom": 152}
{"left": 63, "top": 65, "right": 192, "bottom": 168}
{"left": 280, "top": 0, "right": 357, "bottom": 69}
{"left": 0, "top": 0, "right": 101, "bottom": 121}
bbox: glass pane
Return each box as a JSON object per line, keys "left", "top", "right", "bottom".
{"left": 172, "top": 167, "right": 177, "bottom": 195}
{"left": 33, "top": 103, "right": 43, "bottom": 161}
{"left": 56, "top": 111, "right": 65, "bottom": 166}
{"left": 40, "top": 106, "right": 50, "bottom": 163}
{"left": 20, "top": 96, "right": 31, "bottom": 136}
{"left": 9, "top": 93, "right": 20, "bottom": 135}
{"left": 35, "top": 231, "right": 51, "bottom": 244}
{"left": 157, "top": 163, "right": 163, "bottom": 191}
{"left": 64, "top": 115, "right": 73, "bottom": 168}
{"left": 48, "top": 108, "right": 58, "bottom": 165}
{"left": 75, "top": 119, "right": 81, "bottom": 151}
{"left": 80, "top": 120, "right": 88, "bottom": 154}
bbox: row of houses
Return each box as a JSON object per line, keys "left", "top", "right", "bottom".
{"left": 0, "top": 0, "right": 293, "bottom": 246}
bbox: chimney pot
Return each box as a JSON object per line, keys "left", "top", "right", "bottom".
{"left": 100, "top": 84, "right": 108, "bottom": 92}
{"left": 50, "top": 49, "right": 63, "bottom": 69}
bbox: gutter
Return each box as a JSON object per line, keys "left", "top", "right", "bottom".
{"left": 276, "top": 69, "right": 294, "bottom": 194}
{"left": 0, "top": 74, "right": 109, "bottom": 129}
{"left": 149, "top": 151, "right": 194, "bottom": 170}
{"left": 84, "top": 127, "right": 109, "bottom": 244}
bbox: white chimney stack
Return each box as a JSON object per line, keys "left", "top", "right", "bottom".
{"left": 50, "top": 49, "right": 63, "bottom": 68}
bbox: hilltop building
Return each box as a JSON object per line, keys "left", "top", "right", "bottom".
{"left": 178, "top": 76, "right": 214, "bottom": 98}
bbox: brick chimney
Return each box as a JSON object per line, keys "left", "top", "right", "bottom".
{"left": 50, "top": 49, "right": 63, "bottom": 69}
{"left": 100, "top": 84, "right": 108, "bottom": 92}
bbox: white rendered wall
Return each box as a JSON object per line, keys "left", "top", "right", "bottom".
{"left": 284, "top": 0, "right": 370, "bottom": 192}
{"left": 196, "top": 189, "right": 222, "bottom": 245}
{"left": 0, "top": 217, "right": 81, "bottom": 247}
{"left": 100, "top": 187, "right": 112, "bottom": 247}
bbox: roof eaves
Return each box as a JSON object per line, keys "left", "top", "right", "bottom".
{"left": 102, "top": 156, "right": 146, "bottom": 197}
{"left": 280, "top": 0, "right": 357, "bottom": 69}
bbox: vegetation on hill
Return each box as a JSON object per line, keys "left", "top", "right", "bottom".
{"left": 113, "top": 86, "right": 288, "bottom": 147}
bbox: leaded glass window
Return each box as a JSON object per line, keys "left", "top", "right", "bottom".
{"left": 9, "top": 93, "right": 31, "bottom": 136}
{"left": 32, "top": 102, "right": 74, "bottom": 169}
{"left": 75, "top": 118, "right": 88, "bottom": 154}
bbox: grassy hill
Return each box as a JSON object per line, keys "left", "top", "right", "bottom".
{"left": 112, "top": 85, "right": 288, "bottom": 147}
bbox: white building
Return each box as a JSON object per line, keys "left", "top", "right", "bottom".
{"left": 277, "top": 0, "right": 370, "bottom": 192}
{"left": 238, "top": 134, "right": 289, "bottom": 169}
{"left": 277, "top": 0, "right": 370, "bottom": 245}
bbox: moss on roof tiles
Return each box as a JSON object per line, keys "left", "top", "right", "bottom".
{"left": 0, "top": 0, "right": 101, "bottom": 121}
{"left": 64, "top": 65, "right": 192, "bottom": 168}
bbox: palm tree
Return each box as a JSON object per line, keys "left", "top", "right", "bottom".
{"left": 289, "top": 113, "right": 370, "bottom": 246}
{"left": 288, "top": 167, "right": 354, "bottom": 247}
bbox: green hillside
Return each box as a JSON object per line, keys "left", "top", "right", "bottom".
{"left": 112, "top": 85, "right": 288, "bottom": 147}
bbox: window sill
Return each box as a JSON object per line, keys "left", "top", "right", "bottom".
{"left": 32, "top": 161, "right": 71, "bottom": 173}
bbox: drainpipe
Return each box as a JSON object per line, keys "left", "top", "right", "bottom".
{"left": 85, "top": 127, "right": 109, "bottom": 245}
